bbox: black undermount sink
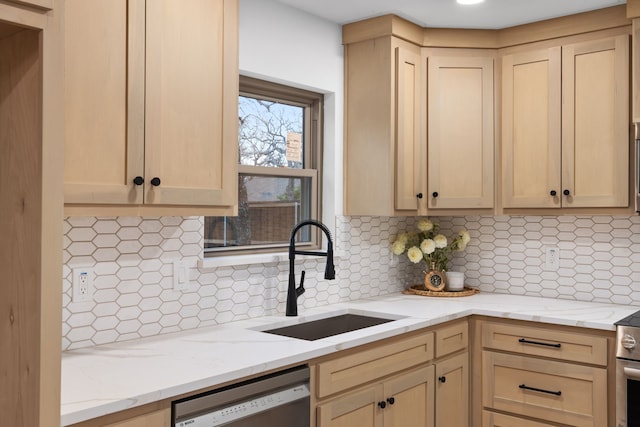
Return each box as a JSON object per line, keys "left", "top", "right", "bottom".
{"left": 262, "top": 314, "right": 395, "bottom": 341}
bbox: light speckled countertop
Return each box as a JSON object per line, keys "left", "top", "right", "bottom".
{"left": 61, "top": 292, "right": 637, "bottom": 426}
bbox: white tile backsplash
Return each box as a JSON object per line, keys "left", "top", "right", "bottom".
{"left": 62, "top": 214, "right": 640, "bottom": 350}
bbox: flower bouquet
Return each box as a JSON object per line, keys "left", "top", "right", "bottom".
{"left": 391, "top": 219, "right": 470, "bottom": 291}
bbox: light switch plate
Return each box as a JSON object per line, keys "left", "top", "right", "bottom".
{"left": 173, "top": 260, "right": 190, "bottom": 291}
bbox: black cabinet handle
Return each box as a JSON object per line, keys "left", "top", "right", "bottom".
{"left": 133, "top": 176, "right": 144, "bottom": 186}
{"left": 416, "top": 193, "right": 423, "bottom": 199}
{"left": 432, "top": 192, "right": 439, "bottom": 198}
{"left": 519, "top": 384, "right": 562, "bottom": 396}
{"left": 150, "top": 177, "right": 161, "bottom": 187}
{"left": 378, "top": 401, "right": 386, "bottom": 409}
{"left": 518, "top": 338, "right": 561, "bottom": 348}
{"left": 549, "top": 190, "right": 557, "bottom": 196}
{"left": 438, "top": 376, "right": 446, "bottom": 383}
{"left": 386, "top": 397, "right": 395, "bottom": 405}
{"left": 563, "top": 189, "right": 570, "bottom": 196}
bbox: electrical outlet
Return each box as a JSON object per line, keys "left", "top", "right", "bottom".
{"left": 72, "top": 267, "right": 94, "bottom": 302}
{"left": 545, "top": 247, "right": 560, "bottom": 271}
{"left": 173, "top": 260, "right": 190, "bottom": 291}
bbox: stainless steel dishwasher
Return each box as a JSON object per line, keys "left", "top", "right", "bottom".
{"left": 172, "top": 365, "right": 310, "bottom": 427}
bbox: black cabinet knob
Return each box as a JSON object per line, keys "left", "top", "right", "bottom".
{"left": 563, "top": 189, "right": 570, "bottom": 196}
{"left": 549, "top": 190, "right": 557, "bottom": 197}
{"left": 416, "top": 193, "right": 423, "bottom": 199}
{"left": 438, "top": 376, "right": 446, "bottom": 383}
{"left": 387, "top": 397, "right": 395, "bottom": 405}
{"left": 150, "top": 177, "right": 161, "bottom": 187}
{"left": 432, "top": 192, "right": 439, "bottom": 198}
{"left": 378, "top": 401, "right": 386, "bottom": 409}
{"left": 133, "top": 176, "right": 145, "bottom": 186}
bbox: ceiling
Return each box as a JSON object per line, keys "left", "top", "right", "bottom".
{"left": 273, "top": 0, "right": 627, "bottom": 29}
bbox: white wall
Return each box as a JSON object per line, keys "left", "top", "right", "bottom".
{"left": 239, "top": 0, "right": 344, "bottom": 222}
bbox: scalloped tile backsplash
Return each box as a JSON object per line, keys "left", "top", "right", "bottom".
{"left": 62, "top": 215, "right": 640, "bottom": 350}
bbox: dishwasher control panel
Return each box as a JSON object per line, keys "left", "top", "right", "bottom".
{"left": 176, "top": 384, "right": 309, "bottom": 427}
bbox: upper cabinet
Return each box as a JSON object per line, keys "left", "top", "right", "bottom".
{"left": 64, "top": 0, "right": 238, "bottom": 216}
{"left": 502, "top": 35, "right": 629, "bottom": 210}
{"left": 343, "top": 9, "right": 633, "bottom": 217}
{"left": 426, "top": 52, "right": 495, "bottom": 211}
{"left": 343, "top": 32, "right": 423, "bottom": 216}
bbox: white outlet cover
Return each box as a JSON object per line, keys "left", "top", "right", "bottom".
{"left": 173, "top": 260, "right": 190, "bottom": 291}
{"left": 72, "top": 267, "right": 94, "bottom": 303}
{"left": 544, "top": 247, "right": 560, "bottom": 271}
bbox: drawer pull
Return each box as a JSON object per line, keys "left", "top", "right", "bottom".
{"left": 518, "top": 338, "right": 561, "bottom": 348}
{"left": 519, "top": 384, "right": 562, "bottom": 396}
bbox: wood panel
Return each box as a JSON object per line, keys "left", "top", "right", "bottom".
{"left": 105, "top": 409, "right": 170, "bottom": 427}
{"left": 63, "top": 0, "right": 144, "bottom": 204}
{"left": 501, "top": 47, "right": 561, "bottom": 208}
{"left": 561, "top": 35, "right": 629, "bottom": 208}
{"left": 482, "top": 321, "right": 608, "bottom": 366}
{"left": 435, "top": 353, "right": 468, "bottom": 427}
{"left": 316, "top": 332, "right": 434, "bottom": 398}
{"left": 0, "top": 27, "right": 42, "bottom": 427}
{"left": 317, "top": 386, "right": 382, "bottom": 427}
{"left": 395, "top": 46, "right": 423, "bottom": 211}
{"left": 483, "top": 352, "right": 607, "bottom": 427}
{"left": 435, "top": 320, "right": 468, "bottom": 358}
{"left": 482, "top": 410, "right": 558, "bottom": 427}
{"left": 384, "top": 366, "right": 435, "bottom": 427}
{"left": 144, "top": 0, "right": 237, "bottom": 207}
{"left": 427, "top": 53, "right": 494, "bottom": 209}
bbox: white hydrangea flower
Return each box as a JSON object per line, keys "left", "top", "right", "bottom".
{"left": 434, "top": 234, "right": 447, "bottom": 248}
{"left": 420, "top": 239, "right": 436, "bottom": 255}
{"left": 407, "top": 246, "right": 423, "bottom": 263}
{"left": 417, "top": 219, "right": 433, "bottom": 232}
{"left": 392, "top": 240, "right": 406, "bottom": 255}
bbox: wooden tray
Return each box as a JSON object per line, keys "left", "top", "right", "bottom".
{"left": 402, "top": 285, "right": 479, "bottom": 297}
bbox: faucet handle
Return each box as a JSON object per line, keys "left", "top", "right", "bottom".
{"left": 296, "top": 271, "right": 306, "bottom": 297}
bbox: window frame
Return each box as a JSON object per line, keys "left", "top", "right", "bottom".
{"left": 204, "top": 76, "right": 324, "bottom": 256}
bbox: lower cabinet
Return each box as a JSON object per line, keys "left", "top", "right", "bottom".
{"left": 317, "top": 366, "right": 435, "bottom": 427}
{"left": 313, "top": 320, "right": 469, "bottom": 427}
{"left": 105, "top": 409, "right": 170, "bottom": 427}
{"left": 479, "top": 319, "right": 613, "bottom": 427}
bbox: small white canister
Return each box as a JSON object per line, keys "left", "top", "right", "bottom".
{"left": 445, "top": 271, "right": 465, "bottom": 292}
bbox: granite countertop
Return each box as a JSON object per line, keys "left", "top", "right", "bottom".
{"left": 60, "top": 292, "right": 636, "bottom": 426}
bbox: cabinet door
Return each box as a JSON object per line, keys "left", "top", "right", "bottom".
{"left": 562, "top": 35, "right": 629, "bottom": 208}
{"left": 384, "top": 365, "right": 435, "bottom": 427}
{"left": 435, "top": 352, "right": 468, "bottom": 427}
{"left": 6, "top": 0, "right": 52, "bottom": 9}
{"left": 395, "top": 46, "right": 423, "bottom": 211}
{"left": 427, "top": 55, "right": 494, "bottom": 209}
{"left": 64, "top": 0, "right": 145, "bottom": 205}
{"left": 502, "top": 47, "right": 562, "bottom": 208}
{"left": 145, "top": 0, "right": 238, "bottom": 207}
{"left": 317, "top": 386, "right": 382, "bottom": 427}
{"left": 483, "top": 411, "right": 558, "bottom": 427}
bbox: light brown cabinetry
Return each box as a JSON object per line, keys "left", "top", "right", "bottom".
{"left": 344, "top": 34, "right": 423, "bottom": 216}
{"left": 502, "top": 34, "right": 629, "bottom": 210}
{"left": 104, "top": 409, "right": 170, "bottom": 427}
{"left": 64, "top": 0, "right": 238, "bottom": 216}
{"left": 426, "top": 52, "right": 495, "bottom": 211}
{"left": 480, "top": 320, "right": 611, "bottom": 427}
{"left": 6, "top": 0, "right": 52, "bottom": 9}
{"left": 0, "top": 2, "right": 63, "bottom": 427}
{"left": 313, "top": 320, "right": 469, "bottom": 427}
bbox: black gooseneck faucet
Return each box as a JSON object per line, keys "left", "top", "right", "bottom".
{"left": 286, "top": 219, "right": 335, "bottom": 316}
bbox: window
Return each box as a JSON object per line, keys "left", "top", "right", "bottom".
{"left": 204, "top": 76, "right": 324, "bottom": 255}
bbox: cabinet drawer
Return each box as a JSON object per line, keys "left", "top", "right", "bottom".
{"left": 435, "top": 321, "right": 468, "bottom": 358}
{"left": 482, "top": 321, "right": 608, "bottom": 366}
{"left": 482, "top": 352, "right": 607, "bottom": 427}
{"left": 483, "top": 410, "right": 558, "bottom": 427}
{"left": 316, "top": 332, "right": 434, "bottom": 398}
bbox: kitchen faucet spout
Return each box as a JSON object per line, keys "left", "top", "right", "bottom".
{"left": 286, "top": 219, "right": 335, "bottom": 316}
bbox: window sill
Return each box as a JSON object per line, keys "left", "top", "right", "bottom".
{"left": 199, "top": 250, "right": 344, "bottom": 269}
